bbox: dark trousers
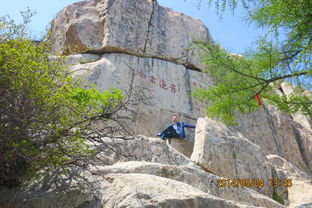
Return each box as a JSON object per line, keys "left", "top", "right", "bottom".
{"left": 159, "top": 125, "right": 179, "bottom": 140}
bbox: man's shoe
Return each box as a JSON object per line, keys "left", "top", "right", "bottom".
{"left": 157, "top": 133, "right": 161, "bottom": 137}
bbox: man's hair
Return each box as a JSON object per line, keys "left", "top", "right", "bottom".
{"left": 172, "top": 115, "right": 176, "bottom": 117}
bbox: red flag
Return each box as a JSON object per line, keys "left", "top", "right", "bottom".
{"left": 255, "top": 94, "right": 262, "bottom": 106}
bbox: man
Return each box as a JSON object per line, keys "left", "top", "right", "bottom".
{"left": 157, "top": 115, "right": 196, "bottom": 141}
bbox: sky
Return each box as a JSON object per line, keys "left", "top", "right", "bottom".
{"left": 1, "top": 0, "right": 266, "bottom": 53}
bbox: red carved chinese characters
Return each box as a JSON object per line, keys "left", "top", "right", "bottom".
{"left": 149, "top": 75, "right": 157, "bottom": 84}
{"left": 169, "top": 83, "right": 177, "bottom": 93}
{"left": 159, "top": 79, "right": 167, "bottom": 90}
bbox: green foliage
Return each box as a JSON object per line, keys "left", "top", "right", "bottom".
{"left": 272, "top": 189, "right": 285, "bottom": 205}
{"left": 193, "top": 42, "right": 261, "bottom": 124}
{"left": 0, "top": 14, "right": 127, "bottom": 187}
{"left": 193, "top": 0, "right": 312, "bottom": 124}
{"left": 68, "top": 85, "right": 125, "bottom": 118}
{"left": 205, "top": 0, "right": 254, "bottom": 15}
{"left": 232, "top": 152, "right": 237, "bottom": 159}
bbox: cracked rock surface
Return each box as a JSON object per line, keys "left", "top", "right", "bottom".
{"left": 0, "top": 136, "right": 284, "bottom": 208}
{"left": 49, "top": 0, "right": 211, "bottom": 69}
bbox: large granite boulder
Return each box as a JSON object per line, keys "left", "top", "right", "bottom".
{"left": 232, "top": 82, "right": 312, "bottom": 176}
{"left": 191, "top": 117, "right": 274, "bottom": 196}
{"left": 0, "top": 136, "right": 284, "bottom": 208}
{"left": 92, "top": 136, "right": 192, "bottom": 166}
{"left": 0, "top": 172, "right": 258, "bottom": 208}
{"left": 267, "top": 154, "right": 312, "bottom": 207}
{"left": 280, "top": 82, "right": 312, "bottom": 130}
{"left": 234, "top": 104, "right": 312, "bottom": 176}
{"left": 93, "top": 161, "right": 283, "bottom": 208}
{"left": 99, "top": 173, "right": 254, "bottom": 208}
{"left": 49, "top": 0, "right": 211, "bottom": 69}
{"left": 91, "top": 135, "right": 283, "bottom": 207}
{"left": 69, "top": 53, "right": 210, "bottom": 139}
{"left": 47, "top": 0, "right": 213, "bottom": 141}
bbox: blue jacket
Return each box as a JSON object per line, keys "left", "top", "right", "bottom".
{"left": 173, "top": 121, "right": 196, "bottom": 138}
{"left": 162, "top": 121, "right": 195, "bottom": 139}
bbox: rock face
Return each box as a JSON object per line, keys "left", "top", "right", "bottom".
{"left": 234, "top": 104, "right": 312, "bottom": 176}
{"left": 232, "top": 82, "right": 312, "bottom": 178}
{"left": 8, "top": 0, "right": 310, "bottom": 207}
{"left": 191, "top": 117, "right": 274, "bottom": 196}
{"left": 93, "top": 160, "right": 283, "bottom": 208}
{"left": 280, "top": 82, "right": 312, "bottom": 130}
{"left": 190, "top": 116, "right": 312, "bottom": 206}
{"left": 267, "top": 154, "right": 312, "bottom": 207}
{"left": 168, "top": 138, "right": 194, "bottom": 157}
{"left": 0, "top": 136, "right": 284, "bottom": 208}
{"left": 49, "top": 0, "right": 211, "bottom": 69}
{"left": 100, "top": 173, "right": 252, "bottom": 208}
{"left": 69, "top": 53, "right": 209, "bottom": 140}
{"left": 49, "top": 0, "right": 213, "bottom": 141}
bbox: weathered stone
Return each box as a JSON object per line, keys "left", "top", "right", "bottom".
{"left": 66, "top": 53, "right": 101, "bottom": 65}
{"left": 267, "top": 154, "right": 311, "bottom": 181}
{"left": 69, "top": 53, "right": 208, "bottom": 140}
{"left": 93, "top": 161, "right": 284, "bottom": 208}
{"left": 293, "top": 127, "right": 312, "bottom": 175}
{"left": 295, "top": 202, "right": 312, "bottom": 208}
{"left": 70, "top": 53, "right": 192, "bottom": 116}
{"left": 288, "top": 180, "right": 312, "bottom": 208}
{"left": 3, "top": 0, "right": 311, "bottom": 206}
{"left": 191, "top": 117, "right": 274, "bottom": 196}
{"left": 233, "top": 83, "right": 312, "bottom": 178}
{"left": 0, "top": 137, "right": 285, "bottom": 208}
{"left": 93, "top": 136, "right": 193, "bottom": 166}
{"left": 267, "top": 154, "right": 312, "bottom": 207}
{"left": 0, "top": 169, "right": 99, "bottom": 208}
{"left": 280, "top": 82, "right": 312, "bottom": 129}
{"left": 234, "top": 104, "right": 312, "bottom": 176}
{"left": 0, "top": 173, "right": 255, "bottom": 208}
{"left": 168, "top": 138, "right": 194, "bottom": 157}
{"left": 49, "top": 0, "right": 211, "bottom": 69}
{"left": 99, "top": 173, "right": 257, "bottom": 208}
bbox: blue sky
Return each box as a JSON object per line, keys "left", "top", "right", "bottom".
{"left": 1, "top": 0, "right": 265, "bottom": 53}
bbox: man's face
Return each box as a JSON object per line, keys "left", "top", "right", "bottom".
{"left": 172, "top": 116, "right": 178, "bottom": 123}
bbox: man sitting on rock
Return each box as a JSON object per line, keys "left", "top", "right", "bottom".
{"left": 157, "top": 115, "right": 196, "bottom": 141}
